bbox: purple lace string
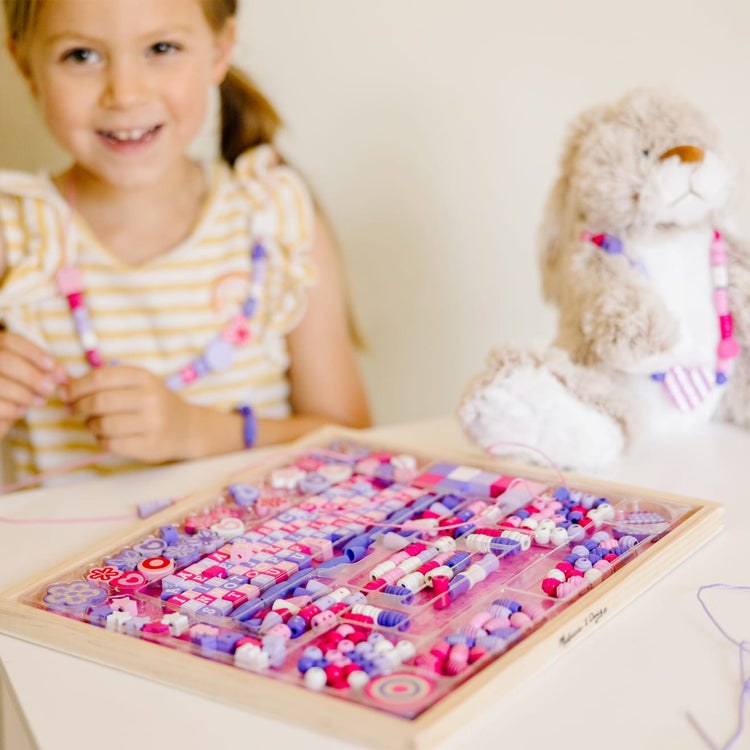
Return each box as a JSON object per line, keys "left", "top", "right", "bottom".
{"left": 688, "top": 584, "right": 750, "bottom": 749}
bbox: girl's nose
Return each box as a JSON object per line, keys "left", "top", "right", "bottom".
{"left": 100, "top": 60, "right": 149, "bottom": 109}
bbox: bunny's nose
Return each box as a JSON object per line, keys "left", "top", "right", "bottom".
{"left": 659, "top": 145, "right": 705, "bottom": 163}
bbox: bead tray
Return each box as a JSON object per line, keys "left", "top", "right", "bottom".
{"left": 0, "top": 427, "right": 724, "bottom": 749}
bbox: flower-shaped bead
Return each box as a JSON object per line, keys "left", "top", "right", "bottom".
{"left": 43, "top": 580, "right": 107, "bottom": 611}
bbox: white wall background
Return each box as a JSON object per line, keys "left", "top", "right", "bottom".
{"left": 1, "top": 0, "right": 749, "bottom": 429}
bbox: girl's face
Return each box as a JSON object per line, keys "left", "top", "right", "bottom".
{"left": 18, "top": 0, "right": 235, "bottom": 190}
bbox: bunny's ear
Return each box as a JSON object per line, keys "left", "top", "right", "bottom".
{"left": 539, "top": 103, "right": 610, "bottom": 303}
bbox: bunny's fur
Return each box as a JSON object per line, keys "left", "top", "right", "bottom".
{"left": 458, "top": 89, "right": 750, "bottom": 469}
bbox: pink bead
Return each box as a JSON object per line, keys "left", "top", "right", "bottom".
{"left": 719, "top": 337, "right": 740, "bottom": 359}
{"left": 469, "top": 611, "right": 493, "bottom": 629}
{"left": 67, "top": 292, "right": 84, "bottom": 309}
{"left": 86, "top": 349, "right": 103, "bottom": 367}
{"left": 509, "top": 611, "right": 533, "bottom": 629}
{"left": 56, "top": 267, "right": 84, "bottom": 295}
{"left": 180, "top": 365, "right": 199, "bottom": 384}
{"left": 221, "top": 314, "right": 251, "bottom": 345}
{"left": 484, "top": 616, "right": 511, "bottom": 630}
{"left": 430, "top": 640, "right": 451, "bottom": 660}
{"left": 720, "top": 314, "right": 734, "bottom": 339}
{"left": 714, "top": 287, "right": 730, "bottom": 315}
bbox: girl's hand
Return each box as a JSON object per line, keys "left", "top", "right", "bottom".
{"left": 63, "top": 364, "right": 200, "bottom": 463}
{"left": 0, "top": 330, "right": 68, "bottom": 439}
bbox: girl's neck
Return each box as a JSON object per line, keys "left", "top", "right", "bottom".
{"left": 53, "top": 157, "right": 208, "bottom": 267}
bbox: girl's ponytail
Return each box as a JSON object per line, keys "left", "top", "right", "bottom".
{"left": 219, "top": 66, "right": 282, "bottom": 166}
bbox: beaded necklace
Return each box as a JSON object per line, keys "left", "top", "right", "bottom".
{"left": 54, "top": 177, "right": 266, "bottom": 392}
{"left": 582, "top": 229, "right": 740, "bottom": 409}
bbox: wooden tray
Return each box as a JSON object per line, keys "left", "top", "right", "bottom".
{"left": 0, "top": 426, "right": 724, "bottom": 749}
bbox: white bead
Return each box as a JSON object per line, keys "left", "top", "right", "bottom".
{"left": 397, "top": 572, "right": 425, "bottom": 592}
{"left": 480, "top": 507, "right": 503, "bottom": 525}
{"left": 598, "top": 503, "right": 615, "bottom": 521}
{"left": 392, "top": 454, "right": 417, "bottom": 471}
{"left": 369, "top": 560, "right": 396, "bottom": 581}
{"left": 464, "top": 564, "right": 487, "bottom": 586}
{"left": 550, "top": 527, "right": 568, "bottom": 546}
{"left": 304, "top": 666, "right": 328, "bottom": 691}
{"left": 712, "top": 264, "right": 729, "bottom": 287}
{"left": 520, "top": 518, "right": 538, "bottom": 530}
{"left": 318, "top": 464, "right": 352, "bottom": 483}
{"left": 501, "top": 529, "right": 531, "bottom": 551}
{"left": 546, "top": 568, "right": 566, "bottom": 583}
{"left": 534, "top": 529, "right": 551, "bottom": 545}
{"left": 373, "top": 639, "right": 395, "bottom": 654}
{"left": 161, "top": 612, "right": 189, "bottom": 637}
{"left": 448, "top": 466, "right": 479, "bottom": 481}
{"left": 347, "top": 670, "right": 370, "bottom": 689}
{"left": 330, "top": 587, "right": 351, "bottom": 602}
{"left": 235, "top": 643, "right": 270, "bottom": 671}
{"left": 80, "top": 329, "right": 99, "bottom": 350}
{"left": 425, "top": 565, "right": 453, "bottom": 584}
{"left": 395, "top": 640, "right": 416, "bottom": 661}
{"left": 584, "top": 568, "right": 603, "bottom": 584}
{"left": 432, "top": 537, "right": 456, "bottom": 554}
{"left": 106, "top": 611, "right": 132, "bottom": 633}
{"left": 399, "top": 556, "right": 423, "bottom": 574}
{"left": 538, "top": 519, "right": 556, "bottom": 531}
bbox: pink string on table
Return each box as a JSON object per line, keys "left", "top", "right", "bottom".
{"left": 687, "top": 584, "right": 750, "bottom": 750}
{"left": 0, "top": 441, "right": 568, "bottom": 530}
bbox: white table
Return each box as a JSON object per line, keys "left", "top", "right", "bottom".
{"left": 1, "top": 418, "right": 749, "bottom": 750}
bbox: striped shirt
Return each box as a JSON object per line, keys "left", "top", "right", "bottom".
{"left": 0, "top": 145, "right": 315, "bottom": 482}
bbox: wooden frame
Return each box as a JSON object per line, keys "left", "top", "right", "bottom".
{"left": 0, "top": 426, "right": 724, "bottom": 749}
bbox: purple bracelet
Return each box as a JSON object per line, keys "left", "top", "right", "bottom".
{"left": 236, "top": 404, "right": 257, "bottom": 449}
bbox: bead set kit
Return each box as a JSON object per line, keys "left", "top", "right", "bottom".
{"left": 0, "top": 428, "right": 723, "bottom": 749}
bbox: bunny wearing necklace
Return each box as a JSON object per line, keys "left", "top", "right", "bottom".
{"left": 459, "top": 89, "right": 750, "bottom": 470}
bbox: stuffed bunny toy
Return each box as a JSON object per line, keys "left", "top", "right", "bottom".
{"left": 458, "top": 88, "right": 750, "bottom": 469}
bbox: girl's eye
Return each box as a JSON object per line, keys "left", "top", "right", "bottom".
{"left": 149, "top": 41, "right": 180, "bottom": 56}
{"left": 641, "top": 148, "right": 651, "bottom": 157}
{"left": 63, "top": 48, "right": 100, "bottom": 64}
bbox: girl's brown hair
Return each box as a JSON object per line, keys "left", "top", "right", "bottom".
{"left": 3, "top": 0, "right": 282, "bottom": 165}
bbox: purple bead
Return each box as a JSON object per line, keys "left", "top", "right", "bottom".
{"left": 203, "top": 338, "right": 234, "bottom": 372}
{"left": 137, "top": 498, "right": 174, "bottom": 519}
{"left": 72, "top": 306, "right": 91, "bottom": 332}
{"left": 299, "top": 472, "right": 331, "bottom": 495}
{"left": 192, "top": 357, "right": 210, "bottom": 378}
{"left": 717, "top": 372, "right": 728, "bottom": 385}
{"left": 253, "top": 261, "right": 268, "bottom": 284}
{"left": 242, "top": 297, "right": 257, "bottom": 317}
{"left": 600, "top": 236, "right": 623, "bottom": 254}
{"left": 651, "top": 372, "right": 666, "bottom": 382}
{"left": 252, "top": 242, "right": 267, "bottom": 260}
{"left": 553, "top": 486, "right": 569, "bottom": 501}
{"left": 165, "top": 374, "right": 184, "bottom": 392}
{"left": 160, "top": 525, "right": 179, "bottom": 545}
{"left": 228, "top": 483, "right": 260, "bottom": 508}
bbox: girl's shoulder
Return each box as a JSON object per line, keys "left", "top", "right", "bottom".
{"left": 219, "top": 144, "right": 317, "bottom": 335}
{"left": 0, "top": 168, "right": 64, "bottom": 206}
{"left": 222, "top": 144, "right": 315, "bottom": 251}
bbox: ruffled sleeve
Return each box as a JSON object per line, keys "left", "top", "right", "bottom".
{"left": 233, "top": 145, "right": 317, "bottom": 336}
{"left": 0, "top": 171, "right": 69, "bottom": 313}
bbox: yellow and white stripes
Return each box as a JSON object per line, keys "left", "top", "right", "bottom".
{"left": 0, "top": 145, "right": 316, "bottom": 483}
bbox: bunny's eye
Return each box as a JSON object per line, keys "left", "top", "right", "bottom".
{"left": 641, "top": 148, "right": 651, "bottom": 157}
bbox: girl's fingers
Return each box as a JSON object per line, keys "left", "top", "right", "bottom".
{"left": 0, "top": 331, "right": 67, "bottom": 383}
{"left": 85, "top": 412, "right": 144, "bottom": 440}
{"left": 0, "top": 374, "right": 47, "bottom": 410}
{"left": 0, "top": 399, "right": 25, "bottom": 420}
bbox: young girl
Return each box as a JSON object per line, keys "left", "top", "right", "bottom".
{"left": 0, "top": 0, "right": 370, "bottom": 482}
